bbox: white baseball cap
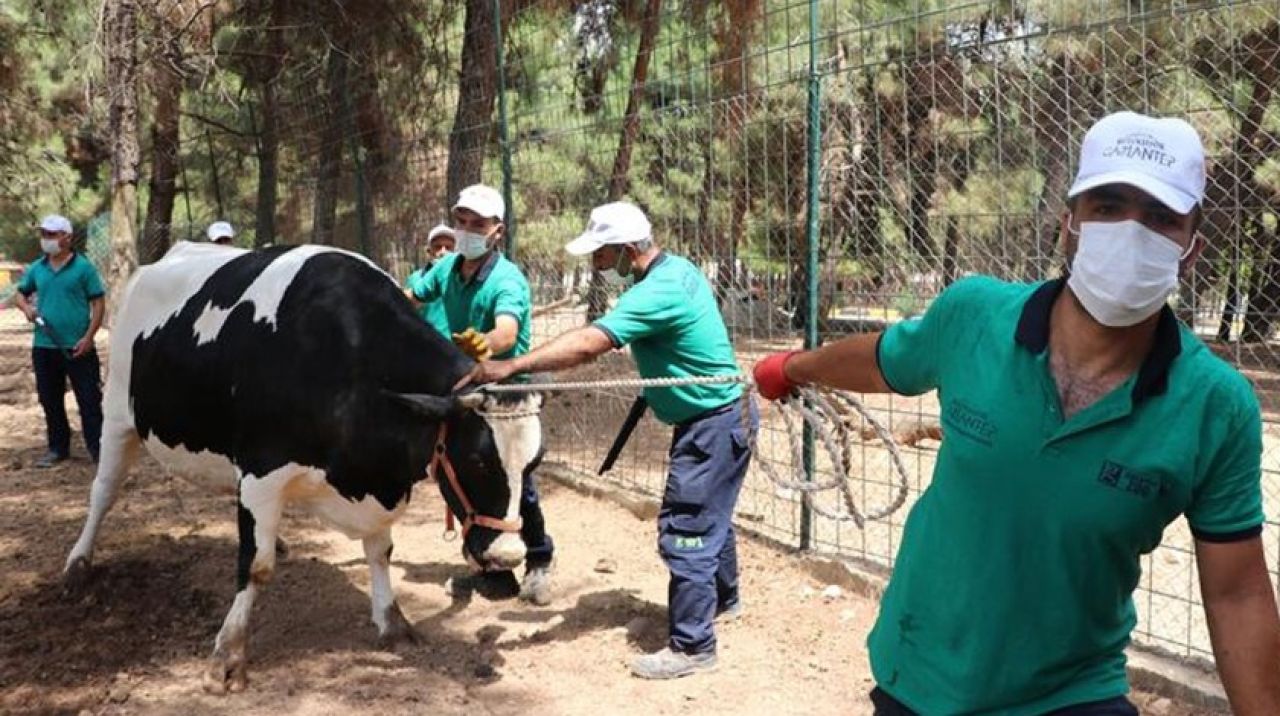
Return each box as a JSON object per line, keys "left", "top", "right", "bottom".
{"left": 565, "top": 202, "right": 652, "bottom": 256}
{"left": 1068, "top": 111, "right": 1206, "bottom": 215}
{"left": 452, "top": 184, "right": 505, "bottom": 221}
{"left": 38, "top": 214, "right": 72, "bottom": 234}
{"left": 207, "top": 221, "right": 235, "bottom": 241}
{"left": 426, "top": 223, "right": 455, "bottom": 242}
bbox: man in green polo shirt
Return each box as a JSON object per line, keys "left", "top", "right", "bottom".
{"left": 404, "top": 223, "right": 454, "bottom": 336}
{"left": 14, "top": 214, "right": 106, "bottom": 468}
{"left": 755, "top": 111, "right": 1280, "bottom": 714}
{"left": 409, "top": 187, "right": 531, "bottom": 359}
{"left": 409, "top": 184, "right": 550, "bottom": 604}
{"left": 463, "top": 201, "right": 758, "bottom": 680}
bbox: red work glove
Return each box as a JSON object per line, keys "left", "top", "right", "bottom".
{"left": 753, "top": 350, "right": 802, "bottom": 400}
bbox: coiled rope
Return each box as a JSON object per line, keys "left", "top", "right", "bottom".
{"left": 479, "top": 374, "right": 911, "bottom": 528}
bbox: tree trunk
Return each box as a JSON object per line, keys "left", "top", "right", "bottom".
{"left": 718, "top": 0, "right": 760, "bottom": 299}
{"left": 1217, "top": 262, "right": 1242, "bottom": 343}
{"left": 312, "top": 46, "right": 348, "bottom": 246}
{"left": 1244, "top": 227, "right": 1280, "bottom": 343}
{"left": 446, "top": 0, "right": 499, "bottom": 205}
{"left": 254, "top": 0, "right": 285, "bottom": 248}
{"left": 904, "top": 87, "right": 938, "bottom": 269}
{"left": 1031, "top": 55, "right": 1102, "bottom": 274}
{"left": 606, "top": 0, "right": 661, "bottom": 200}
{"left": 584, "top": 0, "right": 663, "bottom": 322}
{"left": 106, "top": 0, "right": 140, "bottom": 324}
{"left": 1236, "top": 25, "right": 1280, "bottom": 342}
{"left": 141, "top": 35, "right": 182, "bottom": 264}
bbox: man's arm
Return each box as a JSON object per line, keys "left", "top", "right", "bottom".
{"left": 462, "top": 326, "right": 614, "bottom": 387}
{"left": 486, "top": 314, "right": 520, "bottom": 356}
{"left": 13, "top": 291, "right": 36, "bottom": 322}
{"left": 73, "top": 297, "right": 105, "bottom": 357}
{"left": 1196, "top": 536, "right": 1280, "bottom": 714}
{"left": 756, "top": 332, "right": 894, "bottom": 399}
{"left": 785, "top": 332, "right": 893, "bottom": 393}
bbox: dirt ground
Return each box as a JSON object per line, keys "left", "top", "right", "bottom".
{"left": 0, "top": 310, "right": 1222, "bottom": 716}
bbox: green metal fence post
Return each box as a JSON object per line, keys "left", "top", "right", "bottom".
{"left": 800, "top": 0, "right": 822, "bottom": 551}
{"left": 342, "top": 81, "right": 372, "bottom": 256}
{"left": 494, "top": 0, "right": 516, "bottom": 258}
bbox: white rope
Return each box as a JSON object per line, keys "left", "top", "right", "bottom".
{"left": 478, "top": 374, "right": 748, "bottom": 392}
{"left": 479, "top": 372, "right": 912, "bottom": 528}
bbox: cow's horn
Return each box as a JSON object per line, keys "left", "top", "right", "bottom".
{"left": 455, "top": 391, "right": 486, "bottom": 410}
{"left": 386, "top": 391, "right": 455, "bottom": 419}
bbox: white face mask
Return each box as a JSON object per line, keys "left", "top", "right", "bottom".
{"left": 601, "top": 269, "right": 629, "bottom": 286}
{"left": 454, "top": 229, "right": 494, "bottom": 260}
{"left": 1067, "top": 219, "right": 1191, "bottom": 327}
{"left": 40, "top": 238, "right": 60, "bottom": 255}
{"left": 600, "top": 249, "right": 633, "bottom": 286}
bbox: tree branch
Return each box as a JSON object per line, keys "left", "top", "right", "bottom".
{"left": 180, "top": 110, "right": 255, "bottom": 138}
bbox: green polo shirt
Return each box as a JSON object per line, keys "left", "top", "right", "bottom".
{"left": 409, "top": 251, "right": 530, "bottom": 360}
{"left": 404, "top": 263, "right": 449, "bottom": 338}
{"left": 868, "top": 276, "right": 1263, "bottom": 715}
{"left": 594, "top": 253, "right": 742, "bottom": 425}
{"left": 17, "top": 252, "right": 105, "bottom": 350}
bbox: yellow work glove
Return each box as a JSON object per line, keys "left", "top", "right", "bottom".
{"left": 451, "top": 327, "right": 492, "bottom": 361}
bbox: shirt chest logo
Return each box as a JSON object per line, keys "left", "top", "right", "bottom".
{"left": 942, "top": 399, "right": 997, "bottom": 447}
{"left": 1097, "top": 460, "right": 1167, "bottom": 501}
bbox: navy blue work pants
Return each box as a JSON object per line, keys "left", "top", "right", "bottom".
{"left": 870, "top": 688, "right": 1139, "bottom": 715}
{"left": 32, "top": 347, "right": 103, "bottom": 461}
{"left": 520, "top": 469, "right": 554, "bottom": 568}
{"left": 659, "top": 396, "right": 758, "bottom": 655}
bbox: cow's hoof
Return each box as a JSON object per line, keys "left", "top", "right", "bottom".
{"left": 377, "top": 605, "right": 422, "bottom": 649}
{"left": 203, "top": 655, "right": 247, "bottom": 694}
{"left": 274, "top": 539, "right": 289, "bottom": 560}
{"left": 62, "top": 556, "right": 92, "bottom": 595}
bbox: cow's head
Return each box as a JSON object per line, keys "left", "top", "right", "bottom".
{"left": 389, "top": 390, "right": 543, "bottom": 572}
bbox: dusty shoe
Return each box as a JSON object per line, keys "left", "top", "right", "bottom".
{"left": 34, "top": 451, "right": 68, "bottom": 469}
{"left": 715, "top": 600, "right": 744, "bottom": 623}
{"left": 630, "top": 647, "right": 717, "bottom": 680}
{"left": 446, "top": 570, "right": 520, "bottom": 600}
{"left": 520, "top": 564, "right": 553, "bottom": 606}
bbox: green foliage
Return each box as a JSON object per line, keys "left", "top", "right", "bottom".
{"left": 3, "top": 0, "right": 1280, "bottom": 334}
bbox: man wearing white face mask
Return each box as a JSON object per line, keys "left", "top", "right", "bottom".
{"left": 462, "top": 201, "right": 758, "bottom": 680}
{"left": 14, "top": 214, "right": 106, "bottom": 468}
{"left": 409, "top": 184, "right": 555, "bottom": 605}
{"left": 749, "top": 111, "right": 1280, "bottom": 714}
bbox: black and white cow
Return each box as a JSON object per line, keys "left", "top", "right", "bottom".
{"left": 63, "top": 241, "right": 542, "bottom": 692}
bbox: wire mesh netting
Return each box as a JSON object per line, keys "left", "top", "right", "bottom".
{"left": 5, "top": 0, "right": 1280, "bottom": 672}
{"left": 498, "top": 0, "right": 1280, "bottom": 668}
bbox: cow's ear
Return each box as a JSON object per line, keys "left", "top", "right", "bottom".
{"left": 385, "top": 391, "right": 455, "bottom": 419}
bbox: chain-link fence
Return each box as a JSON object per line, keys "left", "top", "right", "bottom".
{"left": 7, "top": 0, "right": 1280, "bottom": 674}
{"left": 494, "top": 0, "right": 1280, "bottom": 671}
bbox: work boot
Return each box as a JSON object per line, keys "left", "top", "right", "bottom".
{"left": 446, "top": 570, "right": 520, "bottom": 600}
{"left": 520, "top": 563, "right": 553, "bottom": 606}
{"left": 34, "top": 451, "right": 67, "bottom": 469}
{"left": 630, "top": 647, "right": 717, "bottom": 680}
{"left": 715, "top": 600, "right": 744, "bottom": 623}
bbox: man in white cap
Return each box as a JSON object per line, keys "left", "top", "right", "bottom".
{"left": 462, "top": 201, "right": 758, "bottom": 680}
{"left": 14, "top": 214, "right": 106, "bottom": 468}
{"left": 207, "top": 221, "right": 234, "bottom": 245}
{"left": 405, "top": 223, "right": 456, "bottom": 332}
{"left": 754, "top": 112, "right": 1280, "bottom": 713}
{"left": 425, "top": 223, "right": 456, "bottom": 263}
{"left": 409, "top": 184, "right": 555, "bottom": 605}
